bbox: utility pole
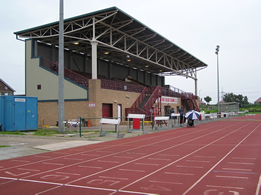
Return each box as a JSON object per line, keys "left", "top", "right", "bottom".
{"left": 58, "top": 0, "right": 64, "bottom": 133}
{"left": 215, "top": 45, "right": 220, "bottom": 116}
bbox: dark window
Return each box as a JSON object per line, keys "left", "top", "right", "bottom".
{"left": 37, "top": 85, "right": 41, "bottom": 90}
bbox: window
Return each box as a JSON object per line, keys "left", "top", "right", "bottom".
{"left": 37, "top": 85, "right": 41, "bottom": 90}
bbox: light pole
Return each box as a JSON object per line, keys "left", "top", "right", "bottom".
{"left": 215, "top": 45, "right": 220, "bottom": 116}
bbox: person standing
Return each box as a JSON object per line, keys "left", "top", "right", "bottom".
{"left": 178, "top": 107, "right": 184, "bottom": 127}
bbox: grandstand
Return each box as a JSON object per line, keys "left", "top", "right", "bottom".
{"left": 14, "top": 7, "right": 207, "bottom": 126}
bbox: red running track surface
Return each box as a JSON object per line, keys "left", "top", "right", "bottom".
{"left": 0, "top": 115, "right": 261, "bottom": 195}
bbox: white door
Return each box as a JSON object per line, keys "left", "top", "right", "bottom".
{"left": 118, "top": 105, "right": 121, "bottom": 122}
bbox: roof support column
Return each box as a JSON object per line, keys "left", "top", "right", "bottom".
{"left": 194, "top": 71, "right": 198, "bottom": 97}
{"left": 91, "top": 17, "right": 98, "bottom": 79}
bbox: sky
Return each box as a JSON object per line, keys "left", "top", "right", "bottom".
{"left": 1, "top": 0, "right": 260, "bottom": 104}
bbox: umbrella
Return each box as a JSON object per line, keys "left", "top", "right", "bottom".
{"left": 185, "top": 110, "right": 200, "bottom": 120}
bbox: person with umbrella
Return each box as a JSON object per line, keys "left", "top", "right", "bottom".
{"left": 185, "top": 110, "right": 200, "bottom": 127}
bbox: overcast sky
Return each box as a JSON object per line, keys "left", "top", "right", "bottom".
{"left": 1, "top": 0, "right": 260, "bottom": 103}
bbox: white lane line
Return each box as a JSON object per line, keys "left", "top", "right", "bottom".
{"left": 149, "top": 180, "right": 182, "bottom": 185}
{"left": 96, "top": 151, "right": 113, "bottom": 153}
{"left": 159, "top": 154, "right": 180, "bottom": 156}
{"left": 97, "top": 160, "right": 119, "bottom": 163}
{"left": 207, "top": 185, "right": 244, "bottom": 190}
{"left": 33, "top": 156, "right": 51, "bottom": 158}
{"left": 17, "top": 168, "right": 40, "bottom": 172}
{"left": 81, "top": 154, "right": 100, "bottom": 156}
{"left": 164, "top": 172, "right": 194, "bottom": 176}
{"left": 64, "top": 158, "right": 83, "bottom": 161}
{"left": 19, "top": 178, "right": 63, "bottom": 186}
{"left": 183, "top": 123, "right": 260, "bottom": 194}
{"left": 119, "top": 169, "right": 145, "bottom": 172}
{"left": 99, "top": 176, "right": 128, "bottom": 180}
{"left": 135, "top": 163, "right": 159, "bottom": 166}
{"left": 11, "top": 160, "right": 30, "bottom": 162}
{"left": 215, "top": 175, "right": 249, "bottom": 179}
{"left": 176, "top": 165, "right": 203, "bottom": 169}
{"left": 148, "top": 158, "right": 170, "bottom": 161}
{"left": 64, "top": 184, "right": 116, "bottom": 192}
{"left": 186, "top": 160, "right": 210, "bottom": 163}
{"left": 43, "top": 162, "right": 64, "bottom": 166}
{"left": 78, "top": 165, "right": 102, "bottom": 169}
{"left": 30, "top": 185, "right": 62, "bottom": 195}
{"left": 126, "top": 152, "right": 145, "bottom": 155}
{"left": 256, "top": 174, "right": 261, "bottom": 195}
{"left": 222, "top": 168, "right": 252, "bottom": 172}
{"left": 228, "top": 162, "right": 254, "bottom": 165}
{"left": 232, "top": 157, "right": 256, "bottom": 160}
{"left": 55, "top": 172, "right": 81, "bottom": 176}
{"left": 113, "top": 156, "right": 134, "bottom": 159}
{"left": 194, "top": 155, "right": 216, "bottom": 158}
{"left": 118, "top": 189, "right": 158, "bottom": 195}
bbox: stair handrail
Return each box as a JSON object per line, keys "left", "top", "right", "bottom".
{"left": 143, "top": 86, "right": 162, "bottom": 113}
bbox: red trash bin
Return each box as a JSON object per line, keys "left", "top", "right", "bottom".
{"left": 133, "top": 118, "right": 140, "bottom": 129}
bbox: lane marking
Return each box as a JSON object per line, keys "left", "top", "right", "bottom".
{"left": 164, "top": 172, "right": 194, "bottom": 176}
{"left": 126, "top": 152, "right": 145, "bottom": 155}
{"left": 176, "top": 165, "right": 203, "bottom": 169}
{"left": 113, "top": 156, "right": 134, "bottom": 159}
{"left": 64, "top": 183, "right": 116, "bottom": 192}
{"left": 33, "top": 156, "right": 51, "bottom": 158}
{"left": 186, "top": 160, "right": 210, "bottom": 163}
{"left": 206, "top": 185, "right": 244, "bottom": 190}
{"left": 81, "top": 154, "right": 100, "bottom": 156}
{"left": 55, "top": 172, "right": 81, "bottom": 176}
{"left": 159, "top": 154, "right": 179, "bottom": 156}
{"left": 99, "top": 176, "right": 128, "bottom": 180}
{"left": 96, "top": 151, "right": 113, "bottom": 153}
{"left": 149, "top": 180, "right": 182, "bottom": 185}
{"left": 119, "top": 169, "right": 145, "bottom": 172}
{"left": 194, "top": 155, "right": 216, "bottom": 158}
{"left": 118, "top": 189, "right": 158, "bottom": 195}
{"left": 43, "top": 162, "right": 64, "bottom": 166}
{"left": 222, "top": 168, "right": 252, "bottom": 172}
{"left": 78, "top": 165, "right": 102, "bottom": 169}
{"left": 213, "top": 170, "right": 258, "bottom": 175}
{"left": 232, "top": 157, "right": 256, "bottom": 160}
{"left": 64, "top": 158, "right": 83, "bottom": 161}
{"left": 19, "top": 178, "right": 63, "bottom": 186}
{"left": 135, "top": 163, "right": 159, "bottom": 166}
{"left": 256, "top": 174, "right": 261, "bottom": 195}
{"left": 11, "top": 160, "right": 30, "bottom": 162}
{"left": 17, "top": 168, "right": 40, "bottom": 172}
{"left": 148, "top": 158, "right": 170, "bottom": 161}
{"left": 183, "top": 123, "right": 260, "bottom": 194}
{"left": 215, "top": 175, "right": 249, "bottom": 179}
{"left": 97, "top": 160, "right": 119, "bottom": 163}
{"left": 228, "top": 162, "right": 254, "bottom": 165}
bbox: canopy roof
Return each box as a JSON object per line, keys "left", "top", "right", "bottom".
{"left": 14, "top": 6, "right": 207, "bottom": 79}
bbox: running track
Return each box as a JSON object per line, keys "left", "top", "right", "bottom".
{"left": 0, "top": 115, "right": 261, "bottom": 195}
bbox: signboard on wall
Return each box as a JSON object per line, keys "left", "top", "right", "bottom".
{"left": 157, "top": 96, "right": 178, "bottom": 104}
{"left": 89, "top": 103, "right": 95, "bottom": 108}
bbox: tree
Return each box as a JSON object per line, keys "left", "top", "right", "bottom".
{"left": 204, "top": 96, "right": 212, "bottom": 105}
{"left": 223, "top": 93, "right": 249, "bottom": 107}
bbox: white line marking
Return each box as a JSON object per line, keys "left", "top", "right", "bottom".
{"left": 207, "top": 185, "right": 244, "bottom": 190}
{"left": 55, "top": 172, "right": 81, "bottom": 176}
{"left": 215, "top": 175, "right": 249, "bottom": 179}
{"left": 97, "top": 160, "right": 119, "bottom": 163}
{"left": 194, "top": 155, "right": 216, "bottom": 158}
{"left": 17, "top": 168, "right": 40, "bottom": 172}
{"left": 34, "top": 156, "right": 51, "bottom": 158}
{"left": 148, "top": 158, "right": 170, "bottom": 161}
{"left": 176, "top": 165, "right": 203, "bottom": 169}
{"left": 34, "top": 185, "right": 62, "bottom": 195}
{"left": 113, "top": 156, "right": 134, "bottom": 159}
{"left": 64, "top": 158, "right": 83, "bottom": 161}
{"left": 81, "top": 154, "right": 100, "bottom": 156}
{"left": 232, "top": 157, "right": 256, "bottom": 160}
{"left": 222, "top": 168, "right": 252, "bottom": 172}
{"left": 19, "top": 178, "right": 63, "bottom": 186}
{"left": 149, "top": 180, "right": 182, "bottom": 185}
{"left": 164, "top": 172, "right": 194, "bottom": 176}
{"left": 126, "top": 152, "right": 145, "bottom": 155}
{"left": 96, "top": 151, "right": 113, "bottom": 153}
{"left": 119, "top": 169, "right": 145, "bottom": 172}
{"left": 64, "top": 184, "right": 116, "bottom": 192}
{"left": 186, "top": 160, "right": 210, "bottom": 163}
{"left": 256, "top": 174, "right": 261, "bottom": 195}
{"left": 43, "top": 162, "right": 64, "bottom": 166}
{"left": 159, "top": 154, "right": 179, "bottom": 156}
{"left": 78, "top": 165, "right": 102, "bottom": 169}
{"left": 135, "top": 163, "right": 159, "bottom": 166}
{"left": 99, "top": 176, "right": 128, "bottom": 180}
{"left": 183, "top": 123, "right": 260, "bottom": 194}
{"left": 11, "top": 160, "right": 30, "bottom": 162}
{"left": 0, "top": 176, "right": 17, "bottom": 181}
{"left": 228, "top": 162, "right": 254, "bottom": 165}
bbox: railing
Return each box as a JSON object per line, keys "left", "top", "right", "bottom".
{"left": 125, "top": 87, "right": 147, "bottom": 116}
{"left": 100, "top": 79, "right": 144, "bottom": 93}
{"left": 143, "top": 86, "right": 162, "bottom": 114}
{"left": 41, "top": 57, "right": 89, "bottom": 88}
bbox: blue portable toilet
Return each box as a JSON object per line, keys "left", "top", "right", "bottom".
{"left": 0, "top": 96, "right": 38, "bottom": 131}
